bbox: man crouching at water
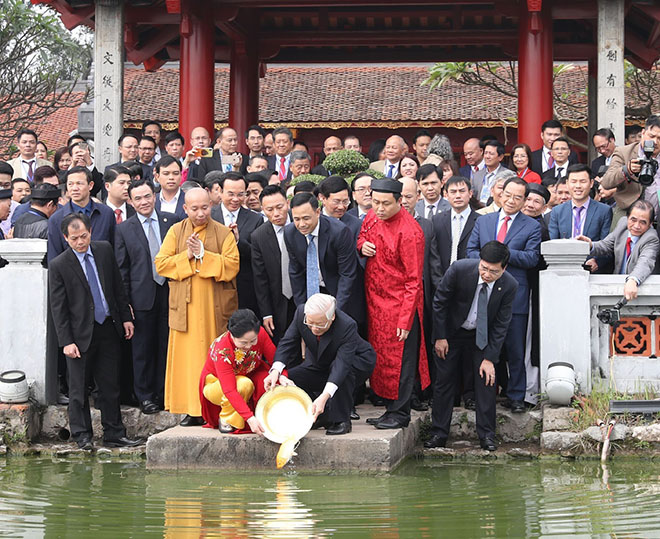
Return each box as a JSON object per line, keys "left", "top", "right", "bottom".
{"left": 264, "top": 294, "right": 376, "bottom": 435}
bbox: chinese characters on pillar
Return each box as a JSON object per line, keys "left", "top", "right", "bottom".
{"left": 597, "top": 0, "right": 624, "bottom": 144}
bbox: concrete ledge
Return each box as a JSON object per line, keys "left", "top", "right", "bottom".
{"left": 147, "top": 407, "right": 429, "bottom": 472}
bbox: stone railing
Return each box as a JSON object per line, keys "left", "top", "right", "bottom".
{"left": 540, "top": 239, "right": 660, "bottom": 396}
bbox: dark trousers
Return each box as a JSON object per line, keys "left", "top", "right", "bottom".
{"left": 66, "top": 319, "right": 125, "bottom": 441}
{"left": 384, "top": 313, "right": 420, "bottom": 423}
{"left": 131, "top": 284, "right": 169, "bottom": 402}
{"left": 499, "top": 313, "right": 528, "bottom": 402}
{"left": 431, "top": 329, "right": 497, "bottom": 441}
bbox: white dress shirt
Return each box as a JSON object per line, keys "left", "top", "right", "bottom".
{"left": 106, "top": 200, "right": 129, "bottom": 222}
{"left": 159, "top": 189, "right": 181, "bottom": 214}
{"left": 462, "top": 277, "right": 495, "bottom": 330}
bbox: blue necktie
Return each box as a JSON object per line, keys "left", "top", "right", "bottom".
{"left": 387, "top": 164, "right": 395, "bottom": 178}
{"left": 476, "top": 282, "right": 489, "bottom": 350}
{"left": 84, "top": 253, "right": 107, "bottom": 324}
{"left": 306, "top": 234, "right": 320, "bottom": 298}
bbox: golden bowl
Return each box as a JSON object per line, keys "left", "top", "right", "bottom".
{"left": 256, "top": 385, "right": 314, "bottom": 444}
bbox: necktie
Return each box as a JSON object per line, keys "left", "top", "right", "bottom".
{"left": 476, "top": 282, "right": 489, "bottom": 350}
{"left": 450, "top": 214, "right": 463, "bottom": 264}
{"left": 227, "top": 212, "right": 235, "bottom": 225}
{"left": 548, "top": 155, "right": 555, "bottom": 168}
{"left": 279, "top": 157, "right": 286, "bottom": 181}
{"left": 426, "top": 205, "right": 435, "bottom": 220}
{"left": 497, "top": 215, "right": 510, "bottom": 242}
{"left": 24, "top": 161, "right": 34, "bottom": 183}
{"left": 572, "top": 206, "right": 584, "bottom": 238}
{"left": 84, "top": 253, "right": 107, "bottom": 324}
{"left": 626, "top": 236, "right": 632, "bottom": 258}
{"left": 387, "top": 164, "right": 395, "bottom": 178}
{"left": 621, "top": 236, "right": 633, "bottom": 274}
{"left": 306, "top": 234, "right": 320, "bottom": 298}
{"left": 147, "top": 218, "right": 166, "bottom": 286}
{"left": 278, "top": 228, "right": 292, "bottom": 299}
{"left": 359, "top": 213, "right": 365, "bottom": 221}
{"left": 114, "top": 208, "right": 123, "bottom": 224}
{"left": 556, "top": 167, "right": 564, "bottom": 179}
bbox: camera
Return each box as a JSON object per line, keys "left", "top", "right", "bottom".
{"left": 637, "top": 140, "right": 658, "bottom": 186}
{"left": 194, "top": 147, "right": 213, "bottom": 159}
{"left": 597, "top": 298, "right": 628, "bottom": 326}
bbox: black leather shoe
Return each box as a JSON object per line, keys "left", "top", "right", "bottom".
{"left": 103, "top": 436, "right": 143, "bottom": 448}
{"left": 424, "top": 435, "right": 447, "bottom": 449}
{"left": 411, "top": 397, "right": 429, "bottom": 412}
{"left": 374, "top": 417, "right": 409, "bottom": 430}
{"left": 510, "top": 400, "right": 525, "bottom": 413}
{"left": 350, "top": 407, "right": 360, "bottom": 421}
{"left": 464, "top": 398, "right": 476, "bottom": 411}
{"left": 76, "top": 437, "right": 94, "bottom": 451}
{"left": 180, "top": 415, "right": 204, "bottom": 427}
{"left": 369, "top": 395, "right": 386, "bottom": 407}
{"left": 326, "top": 421, "right": 352, "bottom": 435}
{"left": 140, "top": 400, "right": 160, "bottom": 415}
{"left": 366, "top": 414, "right": 386, "bottom": 426}
{"left": 480, "top": 437, "right": 497, "bottom": 451}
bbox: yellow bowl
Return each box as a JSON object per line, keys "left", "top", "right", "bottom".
{"left": 255, "top": 385, "right": 314, "bottom": 444}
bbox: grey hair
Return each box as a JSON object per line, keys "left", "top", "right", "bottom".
{"left": 304, "top": 293, "right": 336, "bottom": 320}
{"left": 290, "top": 150, "right": 311, "bottom": 163}
{"left": 427, "top": 134, "right": 454, "bottom": 161}
{"left": 493, "top": 168, "right": 517, "bottom": 184}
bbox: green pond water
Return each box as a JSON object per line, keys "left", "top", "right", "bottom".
{"left": 0, "top": 457, "right": 659, "bottom": 537}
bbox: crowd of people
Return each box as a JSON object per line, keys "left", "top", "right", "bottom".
{"left": 0, "top": 115, "right": 658, "bottom": 452}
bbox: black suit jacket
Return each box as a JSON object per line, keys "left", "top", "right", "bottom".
{"left": 211, "top": 205, "right": 263, "bottom": 311}
{"left": 155, "top": 191, "right": 187, "bottom": 220}
{"left": 48, "top": 241, "right": 132, "bottom": 353}
{"left": 251, "top": 221, "right": 291, "bottom": 341}
{"left": 431, "top": 208, "right": 479, "bottom": 279}
{"left": 591, "top": 155, "right": 607, "bottom": 175}
{"left": 267, "top": 154, "right": 293, "bottom": 183}
{"left": 415, "top": 215, "right": 438, "bottom": 310}
{"left": 311, "top": 164, "right": 330, "bottom": 177}
{"left": 114, "top": 210, "right": 180, "bottom": 311}
{"left": 433, "top": 258, "right": 518, "bottom": 364}
{"left": 531, "top": 149, "right": 578, "bottom": 175}
{"left": 197, "top": 150, "right": 249, "bottom": 180}
{"left": 275, "top": 306, "right": 376, "bottom": 385}
{"left": 284, "top": 215, "right": 358, "bottom": 317}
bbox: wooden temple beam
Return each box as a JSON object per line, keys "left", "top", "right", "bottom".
{"left": 166, "top": 45, "right": 231, "bottom": 62}
{"left": 126, "top": 26, "right": 181, "bottom": 65}
{"left": 216, "top": 0, "right": 498, "bottom": 7}
{"left": 625, "top": 30, "right": 660, "bottom": 70}
{"left": 31, "top": 0, "right": 94, "bottom": 30}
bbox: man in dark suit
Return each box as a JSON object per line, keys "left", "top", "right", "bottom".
{"left": 425, "top": 242, "right": 518, "bottom": 451}
{"left": 197, "top": 127, "right": 248, "bottom": 178}
{"left": 531, "top": 120, "right": 579, "bottom": 175}
{"left": 114, "top": 178, "right": 180, "bottom": 414}
{"left": 540, "top": 137, "right": 575, "bottom": 184}
{"left": 264, "top": 294, "right": 376, "bottom": 435}
{"left": 467, "top": 177, "right": 541, "bottom": 413}
{"left": 103, "top": 165, "right": 136, "bottom": 223}
{"left": 549, "top": 164, "right": 612, "bottom": 272}
{"left": 251, "top": 185, "right": 296, "bottom": 344}
{"left": 267, "top": 127, "right": 294, "bottom": 184}
{"left": 317, "top": 175, "right": 362, "bottom": 240}
{"left": 210, "top": 171, "right": 263, "bottom": 314}
{"left": 154, "top": 156, "right": 187, "bottom": 220}
{"left": 47, "top": 166, "right": 116, "bottom": 263}
{"left": 591, "top": 128, "right": 616, "bottom": 173}
{"left": 48, "top": 213, "right": 141, "bottom": 450}
{"left": 285, "top": 192, "right": 358, "bottom": 321}
{"left": 458, "top": 137, "right": 485, "bottom": 181}
{"left": 311, "top": 135, "right": 343, "bottom": 176}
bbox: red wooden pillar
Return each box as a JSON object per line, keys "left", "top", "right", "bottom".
{"left": 518, "top": 1, "right": 553, "bottom": 150}
{"left": 229, "top": 33, "right": 259, "bottom": 154}
{"left": 179, "top": 0, "right": 215, "bottom": 150}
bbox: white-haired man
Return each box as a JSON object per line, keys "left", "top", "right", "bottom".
{"left": 264, "top": 293, "right": 376, "bottom": 435}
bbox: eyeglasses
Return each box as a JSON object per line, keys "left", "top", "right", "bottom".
{"left": 478, "top": 263, "right": 504, "bottom": 276}
{"left": 327, "top": 199, "right": 350, "bottom": 207}
{"left": 354, "top": 187, "right": 371, "bottom": 193}
{"left": 226, "top": 191, "right": 246, "bottom": 198}
{"left": 303, "top": 315, "right": 331, "bottom": 329}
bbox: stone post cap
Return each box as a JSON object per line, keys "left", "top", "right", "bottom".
{"left": 0, "top": 239, "right": 47, "bottom": 265}
{"left": 541, "top": 239, "right": 590, "bottom": 269}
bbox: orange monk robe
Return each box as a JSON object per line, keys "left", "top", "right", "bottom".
{"left": 155, "top": 219, "right": 240, "bottom": 416}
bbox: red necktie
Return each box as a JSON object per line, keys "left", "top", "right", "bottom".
{"left": 497, "top": 215, "right": 510, "bottom": 243}
{"left": 114, "top": 208, "right": 123, "bottom": 224}
{"left": 473, "top": 166, "right": 478, "bottom": 172}
{"left": 24, "top": 161, "right": 34, "bottom": 183}
{"left": 279, "top": 157, "right": 286, "bottom": 181}
{"left": 548, "top": 155, "right": 555, "bottom": 168}
{"left": 625, "top": 237, "right": 632, "bottom": 258}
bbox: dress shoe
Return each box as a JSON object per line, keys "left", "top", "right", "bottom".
{"left": 103, "top": 436, "right": 143, "bottom": 448}
{"left": 464, "top": 398, "right": 476, "bottom": 411}
{"left": 424, "top": 435, "right": 447, "bottom": 449}
{"left": 76, "top": 437, "right": 94, "bottom": 451}
{"left": 480, "top": 437, "right": 497, "bottom": 451}
{"left": 374, "top": 417, "right": 409, "bottom": 430}
{"left": 219, "top": 420, "right": 235, "bottom": 434}
{"left": 350, "top": 407, "right": 360, "bottom": 421}
{"left": 180, "top": 415, "right": 204, "bottom": 427}
{"left": 140, "top": 400, "right": 160, "bottom": 415}
{"left": 57, "top": 393, "right": 69, "bottom": 405}
{"left": 326, "top": 421, "right": 352, "bottom": 435}
{"left": 312, "top": 417, "right": 330, "bottom": 430}
{"left": 510, "top": 400, "right": 525, "bottom": 414}
{"left": 410, "top": 397, "right": 429, "bottom": 412}
{"left": 369, "top": 395, "right": 386, "bottom": 407}
{"left": 366, "top": 414, "right": 387, "bottom": 426}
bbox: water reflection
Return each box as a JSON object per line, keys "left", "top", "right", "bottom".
{"left": 1, "top": 458, "right": 660, "bottom": 536}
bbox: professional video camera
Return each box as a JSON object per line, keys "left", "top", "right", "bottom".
{"left": 596, "top": 298, "right": 628, "bottom": 326}
{"left": 637, "top": 140, "right": 658, "bottom": 186}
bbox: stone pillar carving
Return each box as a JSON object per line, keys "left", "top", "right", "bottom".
{"left": 539, "top": 240, "right": 592, "bottom": 394}
{"left": 0, "top": 240, "right": 52, "bottom": 404}
{"left": 94, "top": 0, "right": 125, "bottom": 170}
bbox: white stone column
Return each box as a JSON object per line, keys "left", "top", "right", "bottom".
{"left": 539, "top": 240, "right": 592, "bottom": 394}
{"left": 94, "top": 0, "right": 125, "bottom": 171}
{"left": 0, "top": 240, "right": 52, "bottom": 404}
{"left": 597, "top": 0, "right": 625, "bottom": 144}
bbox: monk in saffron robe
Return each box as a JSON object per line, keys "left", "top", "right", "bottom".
{"left": 357, "top": 178, "right": 430, "bottom": 429}
{"left": 155, "top": 188, "right": 240, "bottom": 425}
